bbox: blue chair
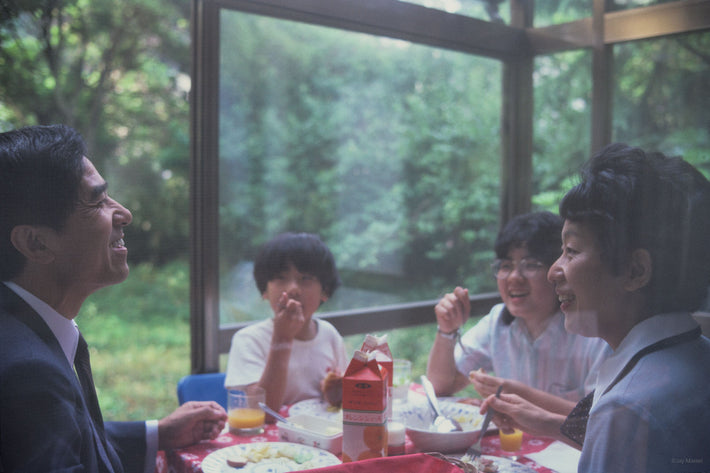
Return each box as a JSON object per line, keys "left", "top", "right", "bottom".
{"left": 176, "top": 372, "right": 228, "bottom": 410}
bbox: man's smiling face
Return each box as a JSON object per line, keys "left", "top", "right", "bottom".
{"left": 47, "top": 157, "right": 133, "bottom": 294}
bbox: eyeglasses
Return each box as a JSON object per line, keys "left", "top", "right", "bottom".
{"left": 491, "top": 258, "right": 546, "bottom": 280}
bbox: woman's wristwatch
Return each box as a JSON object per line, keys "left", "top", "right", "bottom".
{"left": 436, "top": 326, "right": 460, "bottom": 340}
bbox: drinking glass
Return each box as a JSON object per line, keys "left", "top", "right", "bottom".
{"left": 498, "top": 427, "right": 523, "bottom": 461}
{"left": 227, "top": 386, "right": 266, "bottom": 435}
{"left": 392, "top": 359, "right": 412, "bottom": 403}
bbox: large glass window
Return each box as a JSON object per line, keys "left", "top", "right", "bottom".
{"left": 217, "top": 10, "right": 502, "bottom": 327}
{"left": 532, "top": 50, "right": 593, "bottom": 208}
{"left": 612, "top": 31, "right": 710, "bottom": 178}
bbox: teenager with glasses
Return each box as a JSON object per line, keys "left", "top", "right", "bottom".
{"left": 426, "top": 211, "right": 610, "bottom": 408}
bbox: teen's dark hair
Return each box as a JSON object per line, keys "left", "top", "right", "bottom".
{"left": 494, "top": 211, "right": 563, "bottom": 267}
{"left": 0, "top": 125, "right": 86, "bottom": 280}
{"left": 559, "top": 143, "right": 710, "bottom": 313}
{"left": 495, "top": 211, "right": 563, "bottom": 324}
{"left": 253, "top": 233, "right": 340, "bottom": 298}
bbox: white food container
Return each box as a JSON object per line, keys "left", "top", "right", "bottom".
{"left": 276, "top": 414, "right": 343, "bottom": 455}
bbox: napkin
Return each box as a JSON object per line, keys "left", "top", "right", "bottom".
{"left": 524, "top": 440, "right": 581, "bottom": 473}
{"left": 300, "top": 453, "right": 464, "bottom": 473}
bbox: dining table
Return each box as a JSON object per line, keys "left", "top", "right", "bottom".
{"left": 156, "top": 388, "right": 579, "bottom": 473}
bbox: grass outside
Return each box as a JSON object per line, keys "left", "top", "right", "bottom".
{"left": 81, "top": 260, "right": 480, "bottom": 422}
{"left": 78, "top": 260, "right": 191, "bottom": 421}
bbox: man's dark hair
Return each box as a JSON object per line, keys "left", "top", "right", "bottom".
{"left": 253, "top": 232, "right": 340, "bottom": 298}
{"left": 0, "top": 125, "right": 87, "bottom": 280}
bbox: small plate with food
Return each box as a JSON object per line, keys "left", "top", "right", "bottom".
{"left": 201, "top": 442, "right": 340, "bottom": 473}
{"left": 460, "top": 454, "right": 539, "bottom": 473}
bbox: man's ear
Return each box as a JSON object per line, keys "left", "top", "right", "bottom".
{"left": 624, "top": 248, "right": 652, "bottom": 292}
{"left": 9, "top": 225, "right": 55, "bottom": 264}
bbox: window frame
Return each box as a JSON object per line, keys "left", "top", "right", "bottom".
{"left": 190, "top": 0, "right": 710, "bottom": 373}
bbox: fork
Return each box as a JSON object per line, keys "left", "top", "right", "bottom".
{"left": 465, "top": 385, "right": 503, "bottom": 459}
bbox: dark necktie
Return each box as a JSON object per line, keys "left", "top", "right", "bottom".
{"left": 560, "top": 390, "right": 594, "bottom": 446}
{"left": 75, "top": 332, "right": 105, "bottom": 429}
{"left": 75, "top": 332, "right": 123, "bottom": 473}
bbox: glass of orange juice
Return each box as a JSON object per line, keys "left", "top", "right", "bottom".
{"left": 498, "top": 427, "right": 523, "bottom": 460}
{"left": 228, "top": 386, "right": 266, "bottom": 435}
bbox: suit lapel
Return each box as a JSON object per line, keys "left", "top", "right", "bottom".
{"left": 0, "top": 284, "right": 124, "bottom": 473}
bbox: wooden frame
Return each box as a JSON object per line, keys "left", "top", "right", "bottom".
{"left": 190, "top": 0, "right": 710, "bottom": 373}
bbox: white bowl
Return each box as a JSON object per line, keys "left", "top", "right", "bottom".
{"left": 277, "top": 414, "right": 343, "bottom": 455}
{"left": 401, "top": 400, "right": 487, "bottom": 453}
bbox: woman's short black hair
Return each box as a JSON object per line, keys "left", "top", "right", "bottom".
{"left": 559, "top": 143, "right": 710, "bottom": 313}
{"left": 494, "top": 211, "right": 563, "bottom": 267}
{"left": 494, "top": 211, "right": 563, "bottom": 324}
{"left": 253, "top": 232, "right": 340, "bottom": 297}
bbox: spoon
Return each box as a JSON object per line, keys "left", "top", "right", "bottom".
{"left": 258, "top": 401, "right": 290, "bottom": 424}
{"left": 420, "top": 375, "right": 463, "bottom": 433}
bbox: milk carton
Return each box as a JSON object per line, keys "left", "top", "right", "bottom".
{"left": 341, "top": 350, "right": 388, "bottom": 462}
{"left": 361, "top": 334, "right": 394, "bottom": 419}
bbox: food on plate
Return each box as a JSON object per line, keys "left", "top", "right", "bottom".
{"left": 225, "top": 455, "right": 247, "bottom": 468}
{"left": 459, "top": 455, "right": 499, "bottom": 473}
{"left": 420, "top": 410, "right": 482, "bottom": 433}
{"left": 224, "top": 444, "right": 315, "bottom": 468}
{"left": 474, "top": 457, "right": 499, "bottom": 473}
{"left": 321, "top": 371, "right": 343, "bottom": 407}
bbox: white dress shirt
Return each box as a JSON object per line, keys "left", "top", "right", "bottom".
{"left": 456, "top": 303, "right": 610, "bottom": 401}
{"left": 580, "top": 312, "right": 710, "bottom": 473}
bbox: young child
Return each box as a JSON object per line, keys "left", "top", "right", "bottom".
{"left": 224, "top": 233, "right": 348, "bottom": 414}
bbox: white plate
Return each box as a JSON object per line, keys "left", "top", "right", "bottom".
{"left": 288, "top": 398, "right": 342, "bottom": 422}
{"left": 201, "top": 442, "right": 341, "bottom": 473}
{"left": 476, "top": 455, "right": 538, "bottom": 473}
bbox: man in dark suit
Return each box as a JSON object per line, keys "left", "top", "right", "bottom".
{"left": 0, "top": 125, "right": 227, "bottom": 472}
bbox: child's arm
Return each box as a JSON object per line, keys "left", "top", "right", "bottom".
{"left": 257, "top": 292, "right": 306, "bottom": 415}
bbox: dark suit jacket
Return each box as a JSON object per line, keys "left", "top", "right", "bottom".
{"left": 0, "top": 284, "right": 147, "bottom": 473}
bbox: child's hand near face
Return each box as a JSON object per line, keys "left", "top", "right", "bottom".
{"left": 272, "top": 291, "right": 306, "bottom": 343}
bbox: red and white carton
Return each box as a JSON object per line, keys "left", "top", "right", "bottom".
{"left": 342, "top": 350, "right": 388, "bottom": 462}
{"left": 361, "top": 334, "right": 394, "bottom": 419}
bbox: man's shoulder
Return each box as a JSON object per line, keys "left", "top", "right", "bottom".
{"left": 0, "top": 306, "right": 60, "bottom": 376}
{"left": 0, "top": 307, "right": 40, "bottom": 348}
